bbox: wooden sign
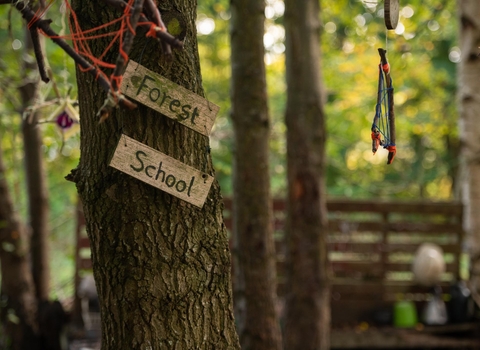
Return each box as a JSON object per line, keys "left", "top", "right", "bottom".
{"left": 109, "top": 135, "right": 214, "bottom": 208}
{"left": 120, "top": 61, "right": 219, "bottom": 137}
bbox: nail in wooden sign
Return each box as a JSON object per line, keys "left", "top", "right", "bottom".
{"left": 120, "top": 61, "right": 219, "bottom": 137}
{"left": 109, "top": 135, "right": 214, "bottom": 208}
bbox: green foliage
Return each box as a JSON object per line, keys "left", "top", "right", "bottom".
{"left": 198, "top": 0, "right": 459, "bottom": 200}
{"left": 322, "top": 0, "right": 458, "bottom": 199}
{"left": 0, "top": 3, "right": 79, "bottom": 299}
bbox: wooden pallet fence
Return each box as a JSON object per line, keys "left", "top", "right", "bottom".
{"left": 223, "top": 198, "right": 464, "bottom": 325}
{"left": 76, "top": 198, "right": 464, "bottom": 324}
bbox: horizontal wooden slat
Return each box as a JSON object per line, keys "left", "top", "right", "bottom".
{"left": 223, "top": 198, "right": 463, "bottom": 216}
{"left": 329, "top": 261, "right": 457, "bottom": 273}
{"left": 276, "top": 260, "right": 459, "bottom": 279}
{"left": 326, "top": 199, "right": 463, "bottom": 216}
{"left": 331, "top": 280, "right": 451, "bottom": 295}
{"left": 326, "top": 242, "right": 461, "bottom": 254}
{"left": 329, "top": 220, "right": 462, "bottom": 234}
{"left": 226, "top": 220, "right": 461, "bottom": 236}
{"left": 78, "top": 237, "right": 90, "bottom": 249}
{"left": 223, "top": 217, "right": 284, "bottom": 231}
{"left": 78, "top": 258, "right": 92, "bottom": 270}
{"left": 276, "top": 281, "right": 451, "bottom": 300}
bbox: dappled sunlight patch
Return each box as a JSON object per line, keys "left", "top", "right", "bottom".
{"left": 401, "top": 6, "right": 414, "bottom": 18}
{"left": 196, "top": 14, "right": 215, "bottom": 35}
{"left": 363, "top": 149, "right": 384, "bottom": 165}
{"left": 325, "top": 22, "right": 337, "bottom": 34}
{"left": 397, "top": 146, "right": 415, "bottom": 162}
{"left": 395, "top": 91, "right": 408, "bottom": 106}
{"left": 346, "top": 148, "right": 361, "bottom": 170}
{"left": 426, "top": 178, "right": 452, "bottom": 199}
{"left": 412, "top": 124, "right": 423, "bottom": 135}
{"left": 394, "top": 22, "right": 405, "bottom": 35}
{"left": 265, "top": 0, "right": 284, "bottom": 19}
{"left": 342, "top": 40, "right": 355, "bottom": 54}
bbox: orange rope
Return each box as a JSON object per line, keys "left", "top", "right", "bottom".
{"left": 371, "top": 131, "right": 381, "bottom": 155}
{"left": 386, "top": 145, "right": 396, "bottom": 164}
{"left": 36, "top": 0, "right": 157, "bottom": 88}
{"left": 27, "top": 0, "right": 55, "bottom": 29}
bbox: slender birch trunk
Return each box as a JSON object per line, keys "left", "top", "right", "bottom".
{"left": 458, "top": 0, "right": 480, "bottom": 306}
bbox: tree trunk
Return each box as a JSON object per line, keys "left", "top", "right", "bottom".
{"left": 230, "top": 0, "right": 282, "bottom": 349}
{"left": 19, "top": 29, "right": 51, "bottom": 302}
{"left": 0, "top": 146, "right": 40, "bottom": 350}
{"left": 283, "top": 0, "right": 330, "bottom": 349}
{"left": 70, "top": 1, "right": 240, "bottom": 348}
{"left": 458, "top": 0, "right": 480, "bottom": 306}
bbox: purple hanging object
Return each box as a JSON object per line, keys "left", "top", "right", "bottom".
{"left": 55, "top": 111, "right": 75, "bottom": 130}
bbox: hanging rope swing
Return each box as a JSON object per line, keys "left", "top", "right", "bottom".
{"left": 371, "top": 48, "right": 396, "bottom": 164}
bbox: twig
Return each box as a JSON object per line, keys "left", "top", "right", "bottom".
{"left": 14, "top": 1, "right": 137, "bottom": 111}
{"left": 99, "top": 0, "right": 145, "bottom": 122}
{"left": 48, "top": 69, "right": 61, "bottom": 99}
{"left": 111, "top": 0, "right": 145, "bottom": 92}
{"left": 103, "top": 0, "right": 183, "bottom": 50}
{"left": 143, "top": 0, "right": 172, "bottom": 59}
{"left": 148, "top": 24, "right": 183, "bottom": 50}
{"left": 144, "top": 0, "right": 166, "bottom": 31}
{"left": 29, "top": 27, "right": 50, "bottom": 83}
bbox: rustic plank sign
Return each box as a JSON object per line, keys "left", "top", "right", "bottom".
{"left": 120, "top": 61, "right": 219, "bottom": 137}
{"left": 109, "top": 135, "right": 214, "bottom": 208}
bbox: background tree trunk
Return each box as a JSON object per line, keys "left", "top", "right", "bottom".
{"left": 283, "top": 0, "right": 330, "bottom": 349}
{"left": 70, "top": 1, "right": 240, "bottom": 348}
{"left": 230, "top": 0, "right": 282, "bottom": 349}
{"left": 18, "top": 29, "right": 51, "bottom": 302}
{"left": 0, "top": 146, "right": 40, "bottom": 350}
{"left": 458, "top": 0, "right": 480, "bottom": 306}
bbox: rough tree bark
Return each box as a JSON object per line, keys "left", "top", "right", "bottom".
{"left": 69, "top": 1, "right": 240, "bottom": 348}
{"left": 0, "top": 146, "right": 40, "bottom": 350}
{"left": 230, "top": 0, "right": 282, "bottom": 349}
{"left": 283, "top": 0, "right": 331, "bottom": 349}
{"left": 19, "top": 29, "right": 51, "bottom": 302}
{"left": 458, "top": 0, "right": 480, "bottom": 306}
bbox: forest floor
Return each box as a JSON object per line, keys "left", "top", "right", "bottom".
{"left": 330, "top": 322, "right": 480, "bottom": 349}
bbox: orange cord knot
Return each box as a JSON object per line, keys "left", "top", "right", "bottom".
{"left": 386, "top": 145, "right": 396, "bottom": 164}
{"left": 371, "top": 131, "right": 381, "bottom": 154}
{"left": 382, "top": 63, "right": 390, "bottom": 74}
{"left": 146, "top": 24, "right": 162, "bottom": 38}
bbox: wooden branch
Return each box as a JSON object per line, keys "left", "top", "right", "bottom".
{"left": 153, "top": 28, "right": 181, "bottom": 50}
{"left": 29, "top": 27, "right": 50, "bottom": 83}
{"left": 14, "top": 1, "right": 136, "bottom": 111}
{"left": 99, "top": 0, "right": 145, "bottom": 122}
{"left": 111, "top": 0, "right": 145, "bottom": 92}
{"left": 143, "top": 0, "right": 172, "bottom": 59}
{"left": 144, "top": 0, "right": 166, "bottom": 31}
{"left": 103, "top": 0, "right": 183, "bottom": 50}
